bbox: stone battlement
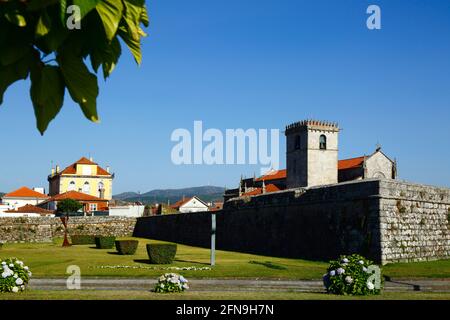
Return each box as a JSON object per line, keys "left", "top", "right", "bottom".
{"left": 285, "top": 119, "right": 339, "bottom": 134}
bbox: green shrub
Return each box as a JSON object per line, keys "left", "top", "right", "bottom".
{"left": 323, "top": 254, "right": 383, "bottom": 296}
{"left": 115, "top": 240, "right": 139, "bottom": 255}
{"left": 71, "top": 235, "right": 96, "bottom": 245}
{"left": 95, "top": 236, "right": 116, "bottom": 249}
{"left": 146, "top": 243, "right": 177, "bottom": 264}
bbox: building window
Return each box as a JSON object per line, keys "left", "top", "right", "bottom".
{"left": 89, "top": 203, "right": 97, "bottom": 211}
{"left": 68, "top": 181, "right": 76, "bottom": 191}
{"left": 294, "top": 135, "right": 301, "bottom": 150}
{"left": 83, "top": 181, "right": 90, "bottom": 194}
{"left": 319, "top": 135, "right": 327, "bottom": 150}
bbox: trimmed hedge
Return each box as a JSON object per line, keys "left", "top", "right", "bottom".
{"left": 71, "top": 235, "right": 96, "bottom": 245}
{"left": 146, "top": 243, "right": 177, "bottom": 264}
{"left": 95, "top": 236, "right": 116, "bottom": 249}
{"left": 115, "top": 240, "right": 139, "bottom": 255}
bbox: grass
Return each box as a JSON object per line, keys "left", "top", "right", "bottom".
{"left": 1, "top": 290, "right": 450, "bottom": 300}
{"left": 0, "top": 237, "right": 449, "bottom": 279}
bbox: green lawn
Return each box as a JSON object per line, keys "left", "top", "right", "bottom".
{"left": 1, "top": 237, "right": 449, "bottom": 279}
{"left": 1, "top": 290, "right": 450, "bottom": 300}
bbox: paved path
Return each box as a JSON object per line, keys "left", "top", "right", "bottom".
{"left": 29, "top": 278, "right": 450, "bottom": 293}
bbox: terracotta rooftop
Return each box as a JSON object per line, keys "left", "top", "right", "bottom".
{"left": 338, "top": 157, "right": 365, "bottom": 170}
{"left": 3, "top": 187, "right": 49, "bottom": 199}
{"left": 55, "top": 157, "right": 111, "bottom": 176}
{"left": 171, "top": 197, "right": 193, "bottom": 209}
{"left": 255, "top": 169, "right": 287, "bottom": 182}
{"left": 5, "top": 204, "right": 54, "bottom": 215}
{"left": 241, "top": 184, "right": 281, "bottom": 196}
{"left": 46, "top": 191, "right": 108, "bottom": 202}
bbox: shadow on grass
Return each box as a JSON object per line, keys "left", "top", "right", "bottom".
{"left": 133, "top": 259, "right": 153, "bottom": 265}
{"left": 249, "top": 261, "right": 288, "bottom": 270}
{"left": 174, "top": 259, "right": 210, "bottom": 266}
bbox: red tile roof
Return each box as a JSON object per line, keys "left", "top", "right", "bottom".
{"left": 255, "top": 169, "right": 287, "bottom": 182}
{"left": 46, "top": 191, "right": 108, "bottom": 202}
{"left": 338, "top": 157, "right": 365, "bottom": 170}
{"left": 57, "top": 157, "right": 111, "bottom": 176}
{"left": 5, "top": 204, "right": 54, "bottom": 215}
{"left": 241, "top": 184, "right": 281, "bottom": 196}
{"left": 3, "top": 187, "right": 49, "bottom": 199}
{"left": 171, "top": 197, "right": 192, "bottom": 209}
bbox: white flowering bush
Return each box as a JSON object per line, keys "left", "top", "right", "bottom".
{"left": 0, "top": 258, "right": 32, "bottom": 293}
{"left": 154, "top": 273, "right": 189, "bottom": 293}
{"left": 322, "top": 254, "right": 382, "bottom": 296}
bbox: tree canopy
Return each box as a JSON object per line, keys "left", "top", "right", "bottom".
{"left": 56, "top": 198, "right": 83, "bottom": 213}
{"left": 0, "top": 0, "right": 148, "bottom": 134}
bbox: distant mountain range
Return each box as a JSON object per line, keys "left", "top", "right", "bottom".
{"left": 113, "top": 186, "right": 225, "bottom": 204}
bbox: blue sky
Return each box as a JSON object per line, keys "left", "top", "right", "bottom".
{"left": 1, "top": 0, "right": 449, "bottom": 194}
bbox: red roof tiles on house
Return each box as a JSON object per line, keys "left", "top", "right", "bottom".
{"left": 5, "top": 204, "right": 54, "bottom": 215}
{"left": 58, "top": 157, "right": 111, "bottom": 176}
{"left": 47, "top": 191, "right": 108, "bottom": 202}
{"left": 3, "top": 187, "right": 49, "bottom": 199}
{"left": 171, "top": 197, "right": 193, "bottom": 209}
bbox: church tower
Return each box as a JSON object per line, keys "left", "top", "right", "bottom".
{"left": 285, "top": 120, "right": 339, "bottom": 188}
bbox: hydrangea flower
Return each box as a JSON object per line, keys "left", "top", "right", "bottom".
{"left": 345, "top": 276, "right": 353, "bottom": 284}
{"left": 367, "top": 281, "right": 375, "bottom": 290}
{"left": 329, "top": 270, "right": 336, "bottom": 276}
{"left": 358, "top": 260, "right": 364, "bottom": 265}
{"left": 15, "top": 278, "right": 24, "bottom": 285}
{"left": 12, "top": 287, "right": 19, "bottom": 293}
{"left": 341, "top": 258, "right": 349, "bottom": 264}
{"left": 337, "top": 268, "right": 345, "bottom": 275}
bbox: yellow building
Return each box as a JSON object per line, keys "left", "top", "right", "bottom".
{"left": 48, "top": 157, "right": 114, "bottom": 200}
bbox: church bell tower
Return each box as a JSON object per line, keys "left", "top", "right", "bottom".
{"left": 285, "top": 120, "right": 339, "bottom": 188}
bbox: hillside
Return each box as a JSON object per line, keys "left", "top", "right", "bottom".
{"left": 113, "top": 186, "right": 225, "bottom": 205}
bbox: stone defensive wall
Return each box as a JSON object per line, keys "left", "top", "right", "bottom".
{"left": 0, "top": 217, "right": 137, "bottom": 243}
{"left": 134, "top": 179, "right": 450, "bottom": 264}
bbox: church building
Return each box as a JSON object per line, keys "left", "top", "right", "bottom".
{"left": 224, "top": 120, "right": 397, "bottom": 201}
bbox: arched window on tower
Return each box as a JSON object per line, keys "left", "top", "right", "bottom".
{"left": 319, "top": 135, "right": 327, "bottom": 150}
{"left": 294, "top": 135, "right": 301, "bottom": 150}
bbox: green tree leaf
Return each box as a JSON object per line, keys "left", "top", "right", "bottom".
{"left": 36, "top": 10, "right": 52, "bottom": 38}
{"left": 90, "top": 37, "right": 121, "bottom": 79}
{"left": 73, "top": 0, "right": 100, "bottom": 22}
{"left": 30, "top": 65, "right": 65, "bottom": 135}
{"left": 96, "top": 0, "right": 124, "bottom": 41}
{"left": 4, "top": 12, "right": 27, "bottom": 27}
{"left": 118, "top": 24, "right": 141, "bottom": 65}
{"left": 0, "top": 54, "right": 31, "bottom": 105}
{"left": 57, "top": 50, "right": 99, "bottom": 122}
{"left": 122, "top": 0, "right": 145, "bottom": 41}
